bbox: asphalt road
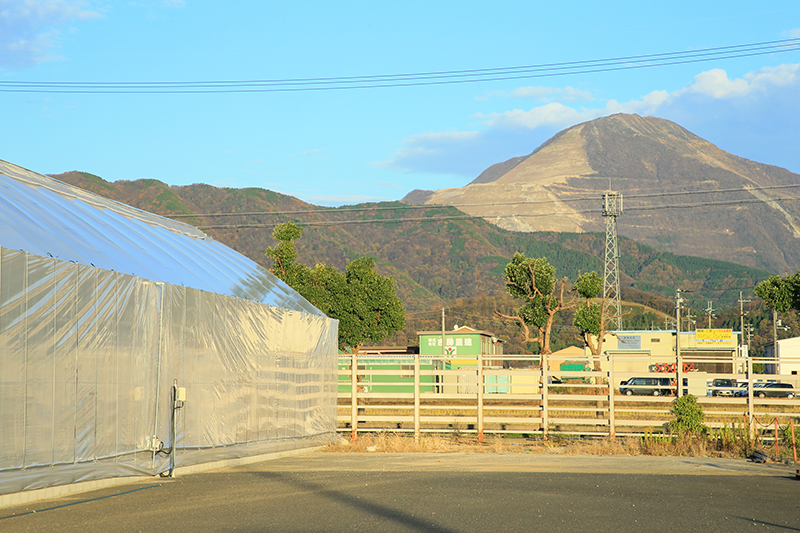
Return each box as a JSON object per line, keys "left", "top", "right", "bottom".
{"left": 1, "top": 453, "right": 798, "bottom": 532}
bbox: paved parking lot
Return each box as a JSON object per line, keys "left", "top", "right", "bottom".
{"left": 1, "top": 453, "right": 798, "bottom": 532}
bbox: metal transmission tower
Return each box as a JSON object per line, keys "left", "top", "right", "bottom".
{"left": 602, "top": 192, "right": 623, "bottom": 330}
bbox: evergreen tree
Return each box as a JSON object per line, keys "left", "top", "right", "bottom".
{"left": 266, "top": 222, "right": 406, "bottom": 354}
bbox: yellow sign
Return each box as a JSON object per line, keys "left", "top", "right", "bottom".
{"left": 696, "top": 328, "right": 733, "bottom": 345}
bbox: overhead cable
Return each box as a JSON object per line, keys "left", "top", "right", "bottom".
{"left": 2, "top": 38, "right": 798, "bottom": 94}
{"left": 195, "top": 194, "right": 800, "bottom": 230}
{"left": 169, "top": 183, "right": 800, "bottom": 219}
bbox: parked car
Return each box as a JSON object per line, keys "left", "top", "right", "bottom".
{"left": 711, "top": 378, "right": 736, "bottom": 397}
{"left": 619, "top": 377, "right": 672, "bottom": 396}
{"left": 734, "top": 382, "right": 768, "bottom": 397}
{"left": 754, "top": 382, "right": 795, "bottom": 398}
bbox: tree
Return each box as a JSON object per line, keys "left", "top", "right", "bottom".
{"left": 264, "top": 221, "right": 303, "bottom": 287}
{"left": 497, "top": 253, "right": 573, "bottom": 355}
{"left": 333, "top": 257, "right": 407, "bottom": 354}
{"left": 754, "top": 272, "right": 800, "bottom": 313}
{"left": 572, "top": 271, "right": 616, "bottom": 356}
{"left": 265, "top": 223, "right": 405, "bottom": 354}
{"left": 572, "top": 272, "right": 616, "bottom": 420}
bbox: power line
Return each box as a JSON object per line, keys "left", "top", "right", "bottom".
{"left": 168, "top": 183, "right": 800, "bottom": 220}
{"left": 2, "top": 38, "right": 798, "bottom": 94}
{"left": 197, "top": 194, "right": 800, "bottom": 230}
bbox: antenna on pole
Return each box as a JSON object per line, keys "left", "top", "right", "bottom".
{"left": 602, "top": 191, "right": 623, "bottom": 331}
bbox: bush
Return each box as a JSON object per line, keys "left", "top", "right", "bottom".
{"left": 669, "top": 394, "right": 707, "bottom": 435}
{"left": 781, "top": 419, "right": 800, "bottom": 448}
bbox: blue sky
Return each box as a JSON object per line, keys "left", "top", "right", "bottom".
{"left": 2, "top": 1, "right": 799, "bottom": 206}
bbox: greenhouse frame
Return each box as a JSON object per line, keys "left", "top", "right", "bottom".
{"left": 0, "top": 160, "right": 338, "bottom": 496}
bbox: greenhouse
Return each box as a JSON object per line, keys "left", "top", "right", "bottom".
{"left": 0, "top": 159, "right": 338, "bottom": 496}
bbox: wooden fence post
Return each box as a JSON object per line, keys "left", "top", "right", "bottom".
{"left": 541, "top": 354, "right": 549, "bottom": 440}
{"left": 608, "top": 353, "right": 615, "bottom": 441}
{"left": 414, "top": 352, "right": 420, "bottom": 443}
{"left": 477, "top": 352, "right": 484, "bottom": 442}
{"left": 351, "top": 351, "right": 358, "bottom": 443}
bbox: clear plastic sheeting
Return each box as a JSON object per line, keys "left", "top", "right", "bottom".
{"left": 0, "top": 160, "right": 339, "bottom": 496}
{"left": 0, "top": 248, "right": 338, "bottom": 495}
{"left": 0, "top": 159, "right": 321, "bottom": 314}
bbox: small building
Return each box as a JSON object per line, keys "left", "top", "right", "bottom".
{"left": 417, "top": 326, "right": 505, "bottom": 393}
{"left": 581, "top": 328, "right": 743, "bottom": 375}
{"left": 547, "top": 345, "right": 588, "bottom": 372}
{"left": 762, "top": 336, "right": 800, "bottom": 376}
{"left": 417, "top": 326, "right": 504, "bottom": 367}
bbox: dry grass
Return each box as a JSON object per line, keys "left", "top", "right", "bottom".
{"left": 323, "top": 431, "right": 754, "bottom": 458}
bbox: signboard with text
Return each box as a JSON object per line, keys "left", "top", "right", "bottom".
{"left": 696, "top": 328, "right": 734, "bottom": 345}
{"left": 617, "top": 335, "right": 641, "bottom": 350}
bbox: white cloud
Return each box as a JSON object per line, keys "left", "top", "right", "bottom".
{"left": 474, "top": 102, "right": 603, "bottom": 130}
{"left": 380, "top": 63, "right": 800, "bottom": 178}
{"left": 682, "top": 68, "right": 754, "bottom": 98}
{"left": 475, "top": 65, "right": 800, "bottom": 131}
{"left": 673, "top": 64, "right": 800, "bottom": 99}
{"left": 374, "top": 131, "right": 480, "bottom": 169}
{"left": 788, "top": 28, "right": 800, "bottom": 38}
{"left": 0, "top": 0, "right": 101, "bottom": 68}
{"left": 507, "top": 86, "right": 594, "bottom": 103}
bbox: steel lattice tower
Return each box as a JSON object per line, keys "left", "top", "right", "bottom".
{"left": 602, "top": 192, "right": 623, "bottom": 331}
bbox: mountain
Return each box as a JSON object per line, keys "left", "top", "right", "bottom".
{"left": 402, "top": 113, "right": 800, "bottom": 275}
{"left": 47, "top": 168, "right": 780, "bottom": 353}
{"left": 50, "top": 170, "right": 770, "bottom": 315}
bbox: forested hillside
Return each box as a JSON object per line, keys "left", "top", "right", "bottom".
{"left": 51, "top": 170, "right": 780, "bottom": 352}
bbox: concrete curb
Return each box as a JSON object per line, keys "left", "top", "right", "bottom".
{"left": 0, "top": 446, "right": 322, "bottom": 509}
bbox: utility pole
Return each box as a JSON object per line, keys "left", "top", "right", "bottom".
{"left": 704, "top": 301, "right": 716, "bottom": 328}
{"left": 441, "top": 307, "right": 446, "bottom": 357}
{"left": 686, "top": 313, "right": 697, "bottom": 332}
{"left": 738, "top": 292, "right": 751, "bottom": 349}
{"left": 675, "top": 289, "right": 684, "bottom": 398}
{"left": 602, "top": 192, "right": 623, "bottom": 331}
{"left": 773, "top": 309, "right": 778, "bottom": 344}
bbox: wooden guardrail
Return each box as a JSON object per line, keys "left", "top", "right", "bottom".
{"left": 338, "top": 353, "right": 800, "bottom": 441}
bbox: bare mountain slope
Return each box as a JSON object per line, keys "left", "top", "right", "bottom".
{"left": 403, "top": 113, "right": 800, "bottom": 274}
